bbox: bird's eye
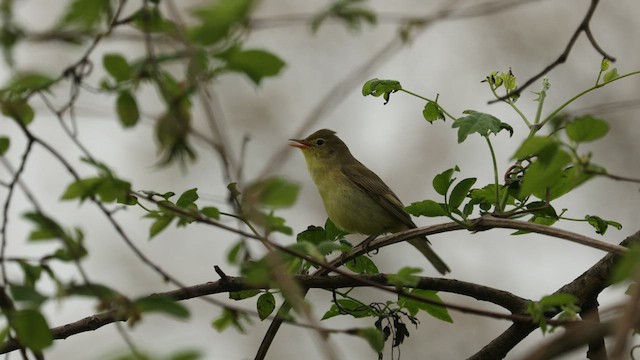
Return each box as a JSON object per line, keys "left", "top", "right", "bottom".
{"left": 315, "top": 139, "right": 325, "bottom": 146}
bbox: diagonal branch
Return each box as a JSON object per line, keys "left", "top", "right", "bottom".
{"left": 468, "top": 230, "right": 640, "bottom": 359}
{"left": 490, "top": 0, "right": 615, "bottom": 104}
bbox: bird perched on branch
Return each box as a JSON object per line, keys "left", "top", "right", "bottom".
{"left": 290, "top": 129, "right": 450, "bottom": 275}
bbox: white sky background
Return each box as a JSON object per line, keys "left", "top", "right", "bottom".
{"left": 1, "top": 0, "right": 640, "bottom": 359}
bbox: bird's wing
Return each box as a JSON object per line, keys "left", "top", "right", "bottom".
{"left": 341, "top": 162, "right": 417, "bottom": 229}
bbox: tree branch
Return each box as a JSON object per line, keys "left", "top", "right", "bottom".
{"left": 490, "top": 0, "right": 615, "bottom": 104}
{"left": 468, "top": 230, "right": 640, "bottom": 359}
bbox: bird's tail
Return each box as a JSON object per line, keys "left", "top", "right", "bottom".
{"left": 407, "top": 237, "right": 450, "bottom": 275}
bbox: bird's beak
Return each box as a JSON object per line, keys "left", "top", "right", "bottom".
{"left": 288, "top": 138, "right": 310, "bottom": 149}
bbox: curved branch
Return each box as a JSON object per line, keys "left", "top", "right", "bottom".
{"left": 0, "top": 274, "right": 527, "bottom": 355}
{"left": 469, "top": 230, "right": 640, "bottom": 359}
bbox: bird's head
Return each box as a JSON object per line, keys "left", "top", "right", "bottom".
{"left": 289, "top": 129, "right": 351, "bottom": 163}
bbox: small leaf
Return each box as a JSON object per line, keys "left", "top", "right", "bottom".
{"left": 245, "top": 177, "right": 299, "bottom": 209}
{"left": 229, "top": 289, "right": 260, "bottom": 300}
{"left": 149, "top": 215, "right": 174, "bottom": 239}
{"left": 189, "top": 0, "right": 253, "bottom": 45}
{"left": 103, "top": 53, "right": 132, "bottom": 82}
{"left": 357, "top": 327, "right": 384, "bottom": 353}
{"left": 212, "top": 308, "right": 249, "bottom": 333}
{"left": 57, "top": 0, "right": 111, "bottom": 30}
{"left": 520, "top": 149, "right": 571, "bottom": 198}
{"left": 448, "top": 178, "right": 477, "bottom": 210}
{"left": 422, "top": 101, "right": 445, "bottom": 123}
{"left": 405, "top": 200, "right": 447, "bottom": 217}
{"left": 565, "top": 115, "right": 609, "bottom": 143}
{"left": 177, "top": 188, "right": 199, "bottom": 208}
{"left": 1, "top": 98, "right": 35, "bottom": 124}
{"left": 399, "top": 289, "right": 453, "bottom": 323}
{"left": 116, "top": 91, "right": 140, "bottom": 127}
{"left": 4, "top": 72, "right": 54, "bottom": 94}
{"left": 201, "top": 207, "right": 220, "bottom": 220}
{"left": 538, "top": 293, "right": 577, "bottom": 308}
{"left": 600, "top": 58, "right": 610, "bottom": 72}
{"left": 387, "top": 267, "right": 422, "bottom": 287}
{"left": 585, "top": 215, "right": 622, "bottom": 235}
{"left": 603, "top": 68, "right": 619, "bottom": 83}
{"left": 325, "top": 218, "right": 349, "bottom": 240}
{"left": 362, "top": 78, "right": 402, "bottom": 98}
{"left": 452, "top": 111, "right": 509, "bottom": 143}
{"left": 345, "top": 256, "right": 379, "bottom": 274}
{"left": 296, "top": 226, "right": 327, "bottom": 245}
{"left": 257, "top": 292, "right": 276, "bottom": 320}
{"left": 134, "top": 295, "right": 190, "bottom": 319}
{"left": 218, "top": 48, "right": 286, "bottom": 85}
{"left": 0, "top": 137, "right": 9, "bottom": 155}
{"left": 10, "top": 309, "right": 53, "bottom": 351}
{"left": 513, "top": 136, "right": 556, "bottom": 160}
{"left": 611, "top": 245, "right": 640, "bottom": 284}
{"left": 432, "top": 166, "right": 459, "bottom": 196}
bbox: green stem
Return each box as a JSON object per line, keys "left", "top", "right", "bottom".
{"left": 537, "top": 70, "right": 640, "bottom": 136}
{"left": 489, "top": 86, "right": 531, "bottom": 127}
{"left": 399, "top": 89, "right": 457, "bottom": 120}
{"left": 485, "top": 137, "right": 501, "bottom": 212}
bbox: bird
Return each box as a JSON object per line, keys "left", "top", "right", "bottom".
{"left": 289, "top": 129, "right": 450, "bottom": 274}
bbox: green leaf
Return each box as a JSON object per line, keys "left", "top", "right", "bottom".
{"left": 297, "top": 226, "right": 327, "bottom": 245}
{"left": 10, "top": 285, "right": 48, "bottom": 306}
{"left": 212, "top": 308, "right": 249, "bottom": 333}
{"left": 399, "top": 289, "right": 453, "bottom": 322}
{"left": 10, "top": 309, "right": 53, "bottom": 351}
{"left": 432, "top": 166, "right": 459, "bottom": 196}
{"left": 1, "top": 98, "right": 35, "bottom": 124}
{"left": 57, "top": 0, "right": 111, "bottom": 30}
{"left": 452, "top": 110, "right": 511, "bottom": 143}
{"left": 520, "top": 149, "right": 571, "bottom": 198}
{"left": 513, "top": 136, "right": 556, "bottom": 160}
{"left": 229, "top": 289, "right": 260, "bottom": 300}
{"left": 149, "top": 215, "right": 174, "bottom": 239}
{"left": 356, "top": 327, "right": 384, "bottom": 353}
{"left": 201, "top": 207, "right": 220, "bottom": 220}
{"left": 311, "top": 0, "right": 376, "bottom": 33}
{"left": 325, "top": 218, "right": 349, "bottom": 240}
{"left": 0, "top": 136, "right": 9, "bottom": 155}
{"left": 177, "top": 188, "right": 199, "bottom": 208}
{"left": 3, "top": 72, "right": 54, "bottom": 94}
{"left": 405, "top": 200, "right": 447, "bottom": 217}
{"left": 131, "top": 7, "right": 178, "bottom": 34}
{"left": 66, "top": 283, "right": 121, "bottom": 300}
{"left": 257, "top": 292, "right": 276, "bottom": 320}
{"left": 600, "top": 58, "right": 610, "bottom": 72}
{"left": 345, "top": 256, "right": 379, "bottom": 274}
{"left": 603, "top": 68, "right": 619, "bottom": 83}
{"left": 218, "top": 48, "right": 286, "bottom": 85}
{"left": 189, "top": 0, "right": 253, "bottom": 45}
{"left": 423, "top": 101, "right": 445, "bottom": 123}
{"left": 241, "top": 260, "right": 271, "bottom": 285}
{"left": 387, "top": 267, "right": 422, "bottom": 287}
{"left": 362, "top": 78, "right": 402, "bottom": 102}
{"left": 611, "top": 245, "right": 640, "bottom": 284}
{"left": 322, "top": 299, "right": 372, "bottom": 320}
{"left": 541, "top": 166, "right": 592, "bottom": 201}
{"left": 538, "top": 293, "right": 577, "bottom": 308}
{"left": 245, "top": 177, "right": 299, "bottom": 209}
{"left": 61, "top": 177, "right": 102, "bottom": 201}
{"left": 585, "top": 215, "right": 622, "bottom": 235}
{"left": 448, "top": 178, "right": 476, "bottom": 210}
{"left": 103, "top": 53, "right": 132, "bottom": 82}
{"left": 565, "top": 115, "right": 609, "bottom": 143}
{"left": 116, "top": 91, "right": 140, "bottom": 127}
{"left": 134, "top": 295, "right": 190, "bottom": 319}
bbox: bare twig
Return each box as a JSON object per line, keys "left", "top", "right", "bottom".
{"left": 490, "top": 0, "right": 615, "bottom": 104}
